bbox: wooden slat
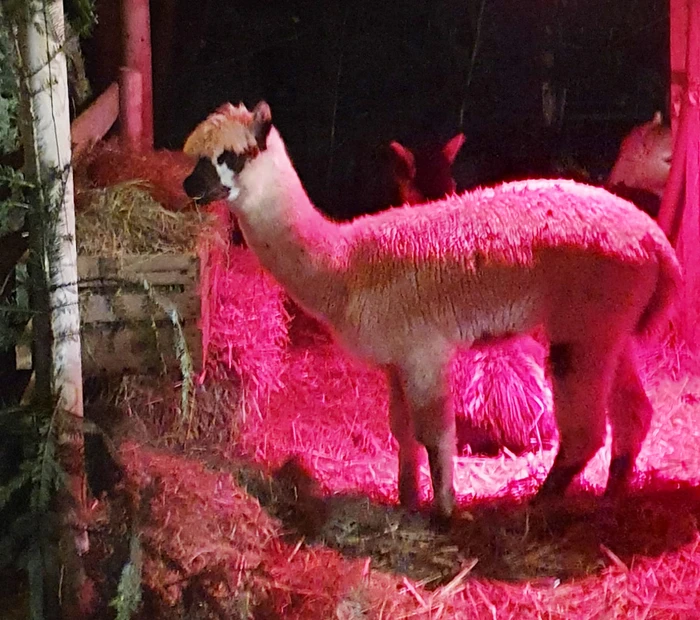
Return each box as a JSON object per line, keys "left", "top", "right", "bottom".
{"left": 80, "top": 321, "right": 201, "bottom": 375}
{"left": 75, "top": 252, "right": 201, "bottom": 374}
{"left": 80, "top": 290, "right": 199, "bottom": 324}
{"left": 79, "top": 273, "right": 194, "bottom": 288}
{"left": 77, "top": 253, "right": 198, "bottom": 285}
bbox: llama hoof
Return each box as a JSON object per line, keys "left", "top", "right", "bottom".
{"left": 530, "top": 485, "right": 571, "bottom": 513}
{"left": 530, "top": 488, "right": 548, "bottom": 506}
{"left": 530, "top": 491, "right": 563, "bottom": 513}
{"left": 531, "top": 484, "right": 558, "bottom": 506}
{"left": 429, "top": 493, "right": 455, "bottom": 532}
{"left": 398, "top": 489, "right": 422, "bottom": 513}
{"left": 429, "top": 510, "right": 453, "bottom": 533}
{"left": 400, "top": 510, "right": 431, "bottom": 530}
{"left": 604, "top": 454, "right": 633, "bottom": 499}
{"left": 536, "top": 461, "right": 586, "bottom": 503}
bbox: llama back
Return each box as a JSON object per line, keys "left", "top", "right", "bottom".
{"left": 344, "top": 179, "right": 673, "bottom": 270}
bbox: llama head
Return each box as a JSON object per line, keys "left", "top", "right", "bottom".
{"left": 388, "top": 133, "right": 465, "bottom": 205}
{"left": 182, "top": 101, "right": 273, "bottom": 204}
{"left": 608, "top": 111, "right": 673, "bottom": 199}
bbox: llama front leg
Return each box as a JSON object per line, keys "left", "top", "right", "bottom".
{"left": 398, "top": 359, "right": 456, "bottom": 521}
{"left": 420, "top": 412, "right": 456, "bottom": 522}
{"left": 384, "top": 365, "right": 423, "bottom": 510}
{"left": 604, "top": 342, "right": 653, "bottom": 498}
{"left": 537, "top": 342, "right": 612, "bottom": 499}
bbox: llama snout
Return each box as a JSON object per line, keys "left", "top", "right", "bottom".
{"left": 183, "top": 157, "right": 229, "bottom": 204}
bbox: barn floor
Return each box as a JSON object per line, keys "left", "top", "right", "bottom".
{"left": 76, "top": 319, "right": 700, "bottom": 620}
{"left": 46, "top": 142, "right": 700, "bottom": 618}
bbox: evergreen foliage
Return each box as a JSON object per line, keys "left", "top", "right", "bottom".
{"left": 0, "top": 2, "right": 98, "bottom": 618}
{"left": 110, "top": 534, "right": 144, "bottom": 620}
{"left": 0, "top": 23, "right": 19, "bottom": 154}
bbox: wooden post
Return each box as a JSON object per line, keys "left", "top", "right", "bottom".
{"left": 121, "top": 0, "right": 153, "bottom": 149}
{"left": 659, "top": 0, "right": 700, "bottom": 348}
{"left": 119, "top": 67, "right": 144, "bottom": 150}
{"left": 669, "top": 0, "right": 689, "bottom": 140}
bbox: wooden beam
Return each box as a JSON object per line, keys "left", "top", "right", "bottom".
{"left": 70, "top": 81, "right": 119, "bottom": 159}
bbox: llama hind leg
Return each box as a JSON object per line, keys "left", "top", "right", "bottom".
{"left": 537, "top": 343, "right": 613, "bottom": 499}
{"left": 384, "top": 365, "right": 423, "bottom": 510}
{"left": 397, "top": 360, "right": 456, "bottom": 521}
{"left": 604, "top": 342, "right": 653, "bottom": 498}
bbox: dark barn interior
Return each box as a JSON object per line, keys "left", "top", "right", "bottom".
{"left": 83, "top": 0, "right": 669, "bottom": 218}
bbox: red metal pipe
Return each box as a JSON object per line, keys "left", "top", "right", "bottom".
{"left": 119, "top": 67, "right": 144, "bottom": 150}
{"left": 121, "top": 0, "right": 153, "bottom": 149}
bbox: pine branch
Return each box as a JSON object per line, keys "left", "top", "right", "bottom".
{"left": 110, "top": 534, "right": 143, "bottom": 620}
{"left": 141, "top": 279, "right": 196, "bottom": 427}
{"left": 0, "top": 512, "right": 36, "bottom": 570}
{"left": 0, "top": 465, "right": 33, "bottom": 512}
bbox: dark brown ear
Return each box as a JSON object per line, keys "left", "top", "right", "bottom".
{"left": 442, "top": 133, "right": 465, "bottom": 165}
{"left": 388, "top": 141, "right": 416, "bottom": 180}
{"left": 252, "top": 101, "right": 272, "bottom": 149}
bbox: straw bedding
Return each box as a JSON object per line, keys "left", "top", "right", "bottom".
{"left": 75, "top": 142, "right": 700, "bottom": 619}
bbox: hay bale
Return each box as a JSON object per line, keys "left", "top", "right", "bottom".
{"left": 451, "top": 336, "right": 557, "bottom": 456}
{"left": 77, "top": 253, "right": 202, "bottom": 376}
{"left": 118, "top": 443, "right": 280, "bottom": 614}
{"left": 73, "top": 139, "right": 208, "bottom": 257}
{"left": 198, "top": 204, "right": 290, "bottom": 417}
{"left": 74, "top": 137, "right": 194, "bottom": 212}
{"left": 74, "top": 177, "right": 208, "bottom": 377}
{"left": 75, "top": 181, "right": 206, "bottom": 257}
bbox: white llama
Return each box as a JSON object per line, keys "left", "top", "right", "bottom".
{"left": 183, "top": 101, "right": 681, "bottom": 522}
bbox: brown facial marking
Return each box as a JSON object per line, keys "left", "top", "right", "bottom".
{"left": 183, "top": 157, "right": 228, "bottom": 204}
{"left": 218, "top": 149, "right": 249, "bottom": 174}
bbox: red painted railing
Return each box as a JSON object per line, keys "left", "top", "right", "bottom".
{"left": 70, "top": 0, "right": 153, "bottom": 157}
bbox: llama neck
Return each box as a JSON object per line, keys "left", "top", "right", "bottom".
{"left": 234, "top": 136, "right": 348, "bottom": 318}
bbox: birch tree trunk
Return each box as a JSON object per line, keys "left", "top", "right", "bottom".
{"left": 12, "top": 1, "right": 90, "bottom": 617}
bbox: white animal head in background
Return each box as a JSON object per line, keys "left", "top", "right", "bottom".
{"left": 183, "top": 101, "right": 273, "bottom": 204}
{"left": 608, "top": 111, "right": 673, "bottom": 199}
{"left": 388, "top": 133, "right": 466, "bottom": 206}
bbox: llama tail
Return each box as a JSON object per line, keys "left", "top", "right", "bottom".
{"left": 635, "top": 233, "right": 683, "bottom": 338}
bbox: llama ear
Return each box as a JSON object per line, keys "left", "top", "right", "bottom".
{"left": 652, "top": 111, "right": 664, "bottom": 125}
{"left": 443, "top": 133, "right": 465, "bottom": 165}
{"left": 252, "top": 101, "right": 272, "bottom": 149}
{"left": 216, "top": 102, "right": 237, "bottom": 115}
{"left": 388, "top": 141, "right": 416, "bottom": 180}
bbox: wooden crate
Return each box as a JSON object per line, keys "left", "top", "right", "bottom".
{"left": 78, "top": 253, "right": 201, "bottom": 375}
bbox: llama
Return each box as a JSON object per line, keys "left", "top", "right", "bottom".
{"left": 387, "top": 135, "right": 557, "bottom": 457}
{"left": 183, "top": 101, "right": 681, "bottom": 522}
{"left": 387, "top": 133, "right": 465, "bottom": 206}
{"left": 607, "top": 112, "right": 673, "bottom": 218}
